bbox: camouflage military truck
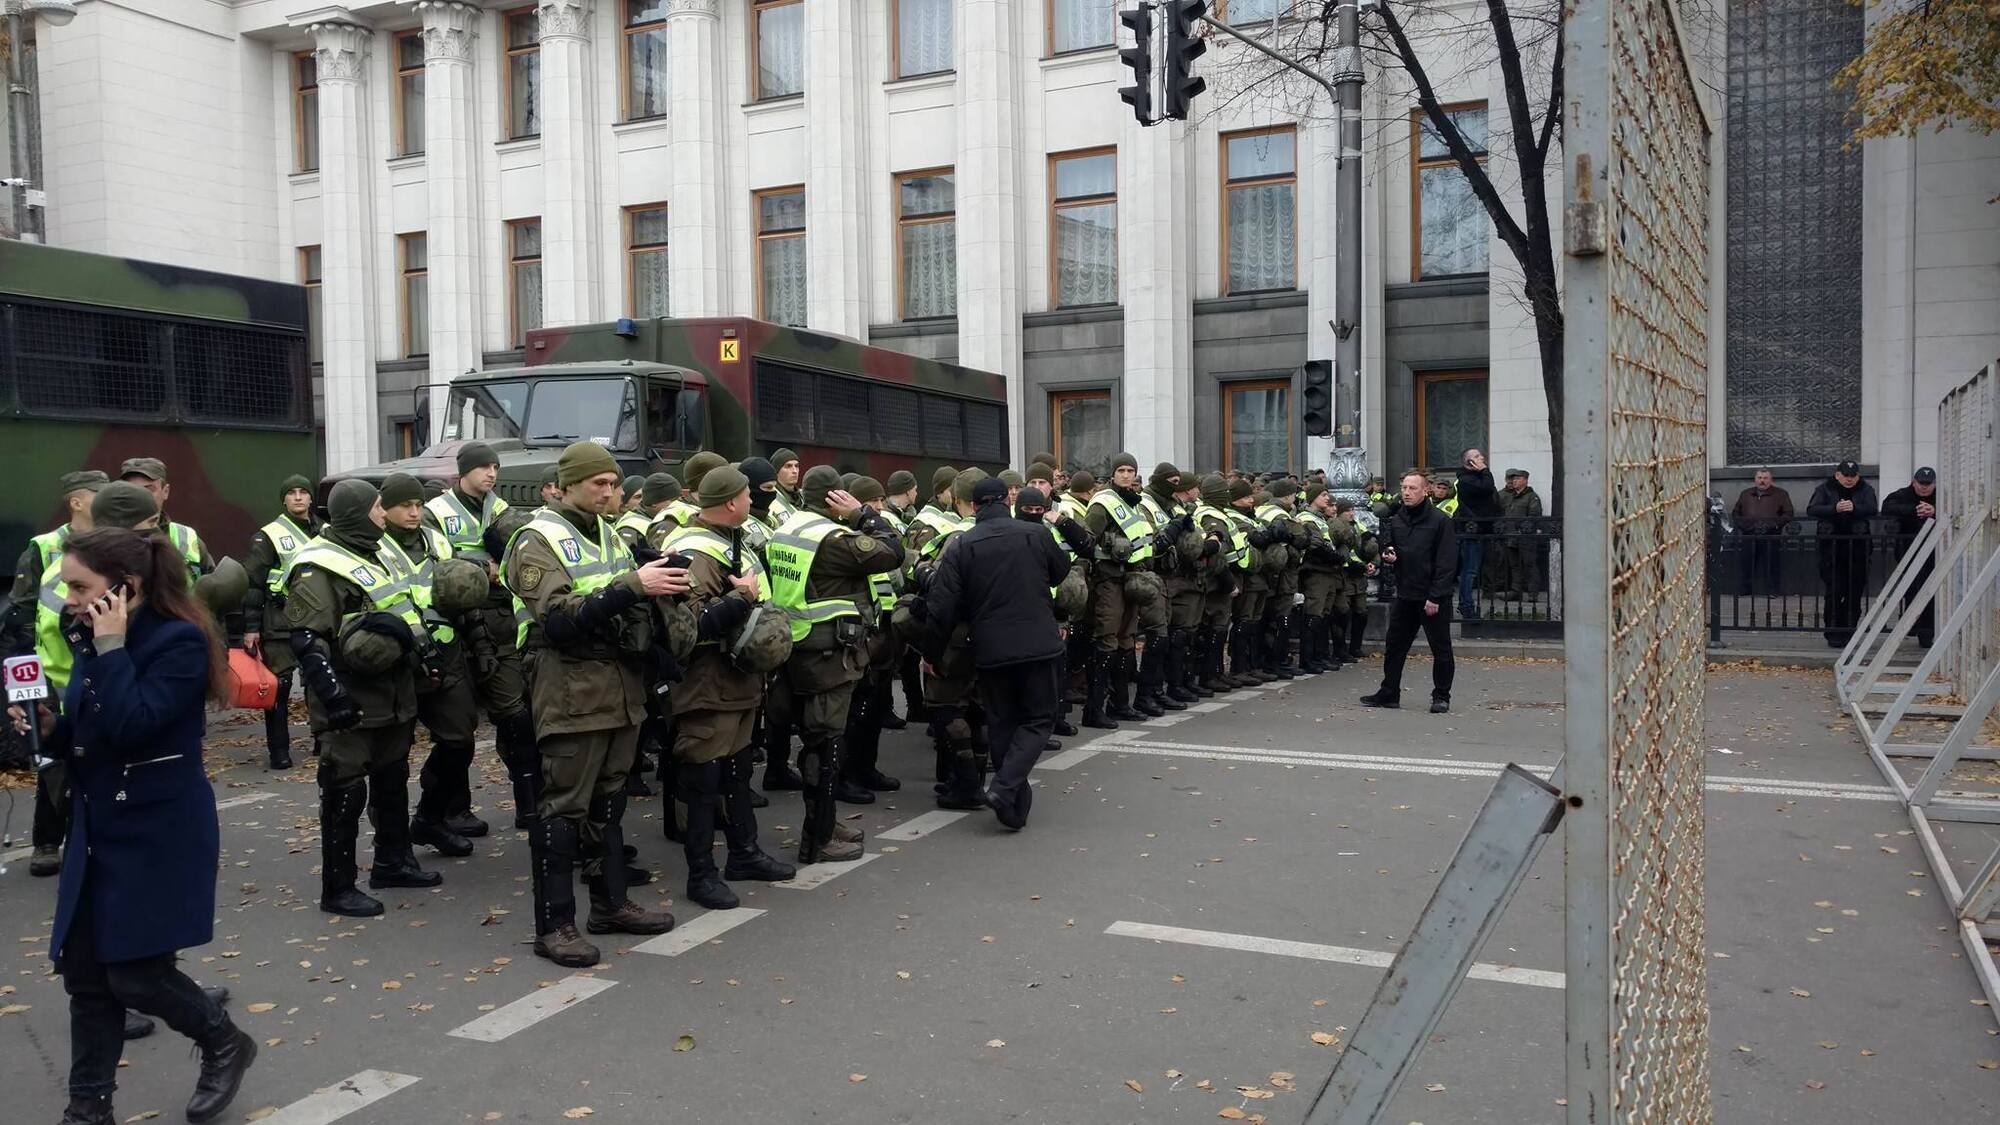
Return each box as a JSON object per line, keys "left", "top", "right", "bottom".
{"left": 327, "top": 317, "right": 1009, "bottom": 504}
{"left": 0, "top": 241, "right": 317, "bottom": 584}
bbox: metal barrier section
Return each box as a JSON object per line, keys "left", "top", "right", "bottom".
{"left": 1561, "top": 0, "right": 1716, "bottom": 1118}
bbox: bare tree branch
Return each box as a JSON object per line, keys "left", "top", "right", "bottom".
{"left": 1537, "top": 18, "right": 1564, "bottom": 161}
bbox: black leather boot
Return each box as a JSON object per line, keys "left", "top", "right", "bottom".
{"left": 1167, "top": 630, "right": 1202, "bottom": 702}
{"left": 1132, "top": 643, "right": 1166, "bottom": 717}
{"left": 1198, "top": 627, "right": 1231, "bottom": 693}
{"left": 1322, "top": 614, "right": 1345, "bottom": 670}
{"left": 185, "top": 1020, "right": 257, "bottom": 1124}
{"left": 318, "top": 779, "right": 383, "bottom": 917}
{"left": 265, "top": 673, "right": 294, "bottom": 770}
{"left": 680, "top": 774, "right": 738, "bottom": 911}
{"left": 720, "top": 757, "right": 796, "bottom": 883}
{"left": 533, "top": 816, "right": 601, "bottom": 967}
{"left": 1107, "top": 651, "right": 1145, "bottom": 721}
{"left": 1080, "top": 652, "right": 1118, "bottom": 729}
{"left": 367, "top": 763, "right": 443, "bottom": 889}
{"left": 936, "top": 738, "right": 987, "bottom": 810}
{"left": 58, "top": 1095, "right": 115, "bottom": 1125}
{"left": 1348, "top": 612, "right": 1369, "bottom": 661}
{"left": 411, "top": 747, "right": 473, "bottom": 856}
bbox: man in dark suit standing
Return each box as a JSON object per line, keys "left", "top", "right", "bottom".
{"left": 1361, "top": 470, "right": 1459, "bottom": 714}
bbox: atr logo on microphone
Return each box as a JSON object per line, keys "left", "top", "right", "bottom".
{"left": 4, "top": 655, "right": 49, "bottom": 702}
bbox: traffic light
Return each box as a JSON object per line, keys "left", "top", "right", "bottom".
{"left": 1163, "top": 0, "right": 1208, "bottom": 120}
{"left": 1301, "top": 359, "right": 1333, "bottom": 437}
{"left": 1118, "top": 4, "right": 1154, "bottom": 125}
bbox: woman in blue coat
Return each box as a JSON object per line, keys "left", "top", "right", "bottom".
{"left": 10, "top": 528, "right": 257, "bottom": 1125}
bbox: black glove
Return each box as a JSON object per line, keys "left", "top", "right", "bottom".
{"left": 292, "top": 629, "right": 360, "bottom": 730}
{"left": 1202, "top": 537, "right": 1222, "bottom": 558}
{"left": 323, "top": 692, "right": 362, "bottom": 731}
{"left": 544, "top": 582, "right": 641, "bottom": 647}
{"left": 696, "top": 591, "right": 753, "bottom": 641}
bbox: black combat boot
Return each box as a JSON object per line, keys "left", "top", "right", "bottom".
{"left": 586, "top": 794, "right": 675, "bottom": 935}
{"left": 875, "top": 677, "right": 906, "bottom": 731}
{"left": 367, "top": 763, "right": 444, "bottom": 890}
{"left": 411, "top": 746, "right": 474, "bottom": 858}
{"left": 1322, "top": 614, "right": 1345, "bottom": 671}
{"left": 1081, "top": 652, "right": 1118, "bottom": 729}
{"left": 1198, "top": 627, "right": 1232, "bottom": 694}
{"left": 265, "top": 673, "right": 294, "bottom": 770}
{"left": 721, "top": 758, "right": 796, "bottom": 883}
{"left": 936, "top": 738, "right": 987, "bottom": 811}
{"left": 1142, "top": 635, "right": 1183, "bottom": 711}
{"left": 762, "top": 709, "right": 803, "bottom": 791}
{"left": 680, "top": 771, "right": 738, "bottom": 911}
{"left": 58, "top": 1095, "right": 115, "bottom": 1125}
{"left": 1107, "top": 651, "right": 1145, "bottom": 721}
{"left": 317, "top": 780, "right": 383, "bottom": 917}
{"left": 185, "top": 1019, "right": 257, "bottom": 1124}
{"left": 1167, "top": 631, "right": 1202, "bottom": 703}
{"left": 844, "top": 685, "right": 901, "bottom": 792}
{"left": 1223, "top": 624, "right": 1256, "bottom": 687}
{"left": 1132, "top": 644, "right": 1166, "bottom": 717}
{"left": 1273, "top": 613, "right": 1301, "bottom": 678}
{"left": 900, "top": 649, "right": 930, "bottom": 723}
{"left": 1348, "top": 612, "right": 1369, "bottom": 661}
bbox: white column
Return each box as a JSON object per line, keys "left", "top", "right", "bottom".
{"left": 538, "top": 0, "right": 600, "bottom": 325}
{"left": 804, "top": 0, "right": 870, "bottom": 336}
{"left": 310, "top": 21, "right": 380, "bottom": 473}
{"left": 955, "top": 0, "right": 1024, "bottom": 459}
{"left": 666, "top": 0, "right": 728, "bottom": 316}
{"left": 416, "top": 1, "right": 483, "bottom": 436}
{"left": 1120, "top": 114, "right": 1193, "bottom": 466}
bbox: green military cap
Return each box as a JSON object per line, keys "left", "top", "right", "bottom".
{"left": 850, "top": 475, "right": 885, "bottom": 504}
{"left": 839, "top": 472, "right": 861, "bottom": 492}
{"left": 279, "top": 473, "right": 313, "bottom": 498}
{"left": 457, "top": 442, "right": 500, "bottom": 474}
{"left": 1229, "top": 479, "right": 1255, "bottom": 502}
{"left": 622, "top": 474, "right": 647, "bottom": 500}
{"left": 643, "top": 472, "right": 681, "bottom": 506}
{"left": 1109, "top": 452, "right": 1138, "bottom": 472}
{"left": 1199, "top": 474, "right": 1231, "bottom": 506}
{"left": 91, "top": 481, "right": 160, "bottom": 529}
{"left": 886, "top": 469, "right": 918, "bottom": 495}
{"left": 931, "top": 465, "right": 959, "bottom": 496}
{"left": 1506, "top": 467, "right": 1529, "bottom": 479}
{"left": 557, "top": 442, "right": 620, "bottom": 488}
{"left": 683, "top": 451, "right": 729, "bottom": 491}
{"left": 801, "top": 464, "right": 842, "bottom": 510}
{"left": 1069, "top": 470, "right": 1096, "bottom": 493}
{"left": 1253, "top": 489, "right": 1272, "bottom": 505}
{"left": 697, "top": 465, "right": 751, "bottom": 508}
{"left": 1304, "top": 482, "right": 1327, "bottom": 503}
{"left": 998, "top": 469, "right": 1024, "bottom": 490}
{"left": 1024, "top": 463, "right": 1054, "bottom": 485}
{"left": 1029, "top": 452, "right": 1056, "bottom": 469}
{"left": 1268, "top": 479, "right": 1299, "bottom": 500}
{"left": 119, "top": 457, "right": 168, "bottom": 481}
{"left": 539, "top": 464, "right": 561, "bottom": 489}
{"left": 771, "top": 448, "right": 801, "bottom": 468}
{"left": 1335, "top": 498, "right": 1356, "bottom": 513}
{"left": 951, "top": 467, "right": 989, "bottom": 503}
{"left": 60, "top": 470, "right": 109, "bottom": 496}
{"left": 378, "top": 472, "right": 425, "bottom": 508}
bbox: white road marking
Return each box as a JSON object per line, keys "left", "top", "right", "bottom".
{"left": 253, "top": 1069, "right": 422, "bottom": 1125}
{"left": 633, "top": 908, "right": 766, "bottom": 956}
{"left": 1142, "top": 713, "right": 1191, "bottom": 727}
{"left": 1222, "top": 691, "right": 1261, "bottom": 702}
{"left": 446, "top": 975, "right": 616, "bottom": 1042}
{"left": 1035, "top": 747, "right": 1100, "bottom": 771}
{"left": 774, "top": 850, "right": 881, "bottom": 889}
{"left": 1108, "top": 739, "right": 1899, "bottom": 802}
{"left": 1187, "top": 701, "right": 1229, "bottom": 713}
{"left": 878, "top": 810, "right": 971, "bottom": 841}
{"left": 217, "top": 791, "right": 278, "bottom": 810}
{"left": 1105, "top": 920, "right": 1567, "bottom": 990}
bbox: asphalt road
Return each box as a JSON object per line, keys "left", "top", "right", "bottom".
{"left": 4, "top": 656, "right": 1996, "bottom": 1124}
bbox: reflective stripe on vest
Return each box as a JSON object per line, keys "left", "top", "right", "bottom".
{"left": 29, "top": 527, "right": 69, "bottom": 578}
{"left": 290, "top": 539, "right": 430, "bottom": 644}
{"left": 32, "top": 558, "right": 74, "bottom": 692}
{"left": 913, "top": 507, "right": 968, "bottom": 559}
{"left": 1088, "top": 493, "right": 1155, "bottom": 564}
{"left": 426, "top": 490, "right": 509, "bottom": 553}
{"left": 614, "top": 510, "right": 654, "bottom": 540}
{"left": 1057, "top": 495, "right": 1090, "bottom": 523}
{"left": 509, "top": 511, "right": 633, "bottom": 644}
{"left": 1438, "top": 495, "right": 1460, "bottom": 517}
{"left": 164, "top": 521, "right": 204, "bottom": 579}
{"left": 1197, "top": 504, "right": 1252, "bottom": 569}
{"left": 378, "top": 532, "right": 454, "bottom": 645}
{"left": 767, "top": 492, "right": 797, "bottom": 524}
{"left": 765, "top": 512, "right": 865, "bottom": 642}
{"left": 260, "top": 515, "right": 314, "bottom": 592}
{"left": 662, "top": 524, "right": 769, "bottom": 648}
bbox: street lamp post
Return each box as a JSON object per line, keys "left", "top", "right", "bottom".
{"left": 5, "top": 0, "right": 77, "bottom": 241}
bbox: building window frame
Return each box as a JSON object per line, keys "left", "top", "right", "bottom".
{"left": 398, "top": 232, "right": 429, "bottom": 359}
{"left": 622, "top": 0, "right": 670, "bottom": 122}
{"left": 625, "top": 203, "right": 671, "bottom": 318}
{"left": 1216, "top": 0, "right": 1296, "bottom": 24}
{"left": 298, "top": 246, "right": 323, "bottom": 366}
{"left": 292, "top": 51, "right": 319, "bottom": 173}
{"left": 503, "top": 7, "right": 541, "bottom": 141}
{"left": 1048, "top": 147, "right": 1119, "bottom": 309}
{"left": 1046, "top": 0, "right": 1117, "bottom": 56}
{"left": 507, "top": 218, "right": 544, "bottom": 348}
{"left": 892, "top": 0, "right": 955, "bottom": 80}
{"left": 1413, "top": 368, "right": 1489, "bottom": 468}
{"left": 895, "top": 167, "right": 957, "bottom": 322}
{"left": 754, "top": 185, "right": 807, "bottom": 325}
{"left": 1220, "top": 376, "right": 1295, "bottom": 475}
{"left": 750, "top": 0, "right": 805, "bottom": 102}
{"left": 1220, "top": 124, "right": 1298, "bottom": 295}
{"left": 393, "top": 30, "right": 426, "bottom": 158}
{"left": 1410, "top": 100, "right": 1490, "bottom": 281}
{"left": 1050, "top": 388, "right": 1114, "bottom": 471}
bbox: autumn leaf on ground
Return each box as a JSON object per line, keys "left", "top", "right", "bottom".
{"left": 673, "top": 1034, "right": 695, "bottom": 1052}
{"left": 1124, "top": 1079, "right": 1144, "bottom": 1093}
{"left": 849, "top": 1073, "right": 868, "bottom": 1084}
{"left": 985, "top": 1039, "right": 1006, "bottom": 1048}
{"left": 1789, "top": 988, "right": 1811, "bottom": 998}
{"left": 1978, "top": 1059, "right": 2000, "bottom": 1070}
{"left": 1311, "top": 1032, "right": 1339, "bottom": 1046}
{"left": 563, "top": 1108, "right": 594, "bottom": 1119}
{"left": 122, "top": 1113, "right": 161, "bottom": 1122}
{"left": 0, "top": 1004, "right": 30, "bottom": 1016}
{"left": 1219, "top": 1110, "right": 1248, "bottom": 1121}
{"left": 1425, "top": 1082, "right": 1447, "bottom": 1092}
{"left": 245, "top": 1003, "right": 277, "bottom": 1014}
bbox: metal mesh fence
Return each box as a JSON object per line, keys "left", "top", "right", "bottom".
{"left": 1564, "top": 0, "right": 1715, "bottom": 1119}
{"left": 1935, "top": 364, "right": 1998, "bottom": 693}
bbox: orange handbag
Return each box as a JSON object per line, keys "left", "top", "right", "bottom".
{"left": 226, "top": 648, "right": 280, "bottom": 710}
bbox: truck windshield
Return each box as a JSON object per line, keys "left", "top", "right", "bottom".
{"left": 443, "top": 381, "right": 528, "bottom": 441}
{"left": 522, "top": 377, "right": 639, "bottom": 450}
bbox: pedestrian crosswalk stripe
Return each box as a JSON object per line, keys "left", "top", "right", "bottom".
{"left": 250, "top": 1069, "right": 422, "bottom": 1125}
{"left": 447, "top": 975, "right": 616, "bottom": 1042}
{"left": 878, "top": 810, "right": 971, "bottom": 841}
{"left": 633, "top": 907, "right": 766, "bottom": 956}
{"left": 1105, "top": 920, "right": 1567, "bottom": 990}
{"left": 774, "top": 850, "right": 881, "bottom": 889}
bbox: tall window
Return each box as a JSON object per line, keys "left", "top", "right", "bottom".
{"left": 298, "top": 246, "right": 323, "bottom": 365}
{"left": 626, "top": 204, "right": 670, "bottom": 318}
{"left": 1222, "top": 378, "right": 1293, "bottom": 475}
{"left": 1051, "top": 390, "right": 1114, "bottom": 472}
{"left": 292, "top": 52, "right": 319, "bottom": 173}
{"left": 1049, "top": 0, "right": 1115, "bottom": 54}
{"left": 1050, "top": 149, "right": 1117, "bottom": 307}
{"left": 1222, "top": 127, "right": 1297, "bottom": 294}
{"left": 752, "top": 0, "right": 804, "bottom": 100}
{"left": 897, "top": 170, "right": 956, "bottom": 320}
{"left": 756, "top": 188, "right": 807, "bottom": 326}
{"left": 399, "top": 233, "right": 429, "bottom": 358}
{"left": 508, "top": 219, "right": 544, "bottom": 347}
{"left": 1416, "top": 370, "right": 1489, "bottom": 467}
{"left": 504, "top": 9, "right": 541, "bottom": 140}
{"left": 1412, "top": 103, "right": 1489, "bottom": 279}
{"left": 1219, "top": 0, "right": 1287, "bottom": 22}
{"left": 394, "top": 31, "right": 425, "bottom": 157}
{"left": 895, "top": 0, "right": 954, "bottom": 78}
{"left": 624, "top": 1, "right": 670, "bottom": 121}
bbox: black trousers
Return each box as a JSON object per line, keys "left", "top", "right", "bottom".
{"left": 33, "top": 759, "right": 69, "bottom": 848}
{"left": 977, "top": 659, "right": 1058, "bottom": 812}
{"left": 1379, "top": 598, "right": 1455, "bottom": 701}
{"left": 1822, "top": 554, "right": 1869, "bottom": 642}
{"left": 1903, "top": 555, "right": 1936, "bottom": 644}
{"left": 62, "top": 901, "right": 224, "bottom": 1098}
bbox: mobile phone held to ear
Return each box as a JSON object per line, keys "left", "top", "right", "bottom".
{"left": 97, "top": 580, "right": 131, "bottom": 612}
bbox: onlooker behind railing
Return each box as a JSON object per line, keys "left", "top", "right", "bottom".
{"left": 1881, "top": 466, "right": 1939, "bottom": 647}
{"left": 1807, "top": 460, "right": 1879, "bottom": 648}
{"left": 1730, "top": 468, "right": 1795, "bottom": 596}
{"left": 1490, "top": 468, "right": 1545, "bottom": 601}
{"left": 1453, "top": 450, "right": 1499, "bottom": 623}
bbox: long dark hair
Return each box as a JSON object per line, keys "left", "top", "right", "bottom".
{"left": 64, "top": 528, "right": 230, "bottom": 706}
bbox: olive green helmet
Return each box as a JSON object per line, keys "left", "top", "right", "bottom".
{"left": 338, "top": 613, "right": 412, "bottom": 676}
{"left": 726, "top": 602, "right": 795, "bottom": 674}
{"left": 1053, "top": 563, "right": 1089, "bottom": 619}
{"left": 192, "top": 557, "right": 248, "bottom": 619}
{"left": 431, "top": 557, "right": 491, "bottom": 615}
{"left": 655, "top": 594, "right": 700, "bottom": 664}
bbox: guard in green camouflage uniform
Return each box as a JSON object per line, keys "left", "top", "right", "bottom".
{"left": 1136, "top": 463, "right": 1197, "bottom": 714}
{"left": 243, "top": 474, "right": 322, "bottom": 770}
{"left": 1332, "top": 499, "right": 1380, "bottom": 661}
{"left": 505, "top": 443, "right": 679, "bottom": 967}
{"left": 902, "top": 465, "right": 964, "bottom": 745}
{"left": 616, "top": 473, "right": 679, "bottom": 551}
{"left": 1165, "top": 469, "right": 1220, "bottom": 700}
{"left": 1225, "top": 480, "right": 1274, "bottom": 684}
{"left": 657, "top": 466, "right": 797, "bottom": 910}
{"left": 1194, "top": 475, "right": 1251, "bottom": 691}
{"left": 839, "top": 475, "right": 903, "bottom": 800}
{"left": 1291, "top": 483, "right": 1345, "bottom": 674}
{"left": 766, "top": 465, "right": 906, "bottom": 861}
{"left": 286, "top": 480, "right": 440, "bottom": 918}
{"left": 878, "top": 469, "right": 924, "bottom": 731}
{"left": 649, "top": 453, "right": 728, "bottom": 547}
{"left": 1082, "top": 454, "right": 1154, "bottom": 727}
{"left": 911, "top": 470, "right": 987, "bottom": 809}
{"left": 118, "top": 458, "right": 211, "bottom": 583}
{"left": 378, "top": 473, "right": 488, "bottom": 858}
{"left": 1255, "top": 482, "right": 1306, "bottom": 679}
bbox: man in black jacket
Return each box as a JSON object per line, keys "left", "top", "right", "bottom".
{"left": 1880, "top": 466, "right": 1937, "bottom": 646}
{"left": 1362, "top": 471, "right": 1459, "bottom": 713}
{"left": 1806, "top": 460, "right": 1880, "bottom": 647}
{"left": 1454, "top": 449, "right": 1499, "bottom": 621}
{"left": 923, "top": 479, "right": 1089, "bottom": 829}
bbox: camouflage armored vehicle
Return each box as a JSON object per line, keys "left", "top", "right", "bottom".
{"left": 0, "top": 241, "right": 317, "bottom": 583}
{"left": 329, "top": 317, "right": 1010, "bottom": 505}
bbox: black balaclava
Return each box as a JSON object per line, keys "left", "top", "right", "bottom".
{"left": 327, "top": 479, "right": 385, "bottom": 553}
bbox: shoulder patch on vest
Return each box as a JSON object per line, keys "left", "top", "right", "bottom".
{"left": 444, "top": 516, "right": 463, "bottom": 535}
{"left": 277, "top": 535, "right": 296, "bottom": 551}
{"left": 351, "top": 565, "right": 377, "bottom": 587}
{"left": 516, "top": 563, "right": 545, "bottom": 590}
{"left": 559, "top": 539, "right": 582, "bottom": 564}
